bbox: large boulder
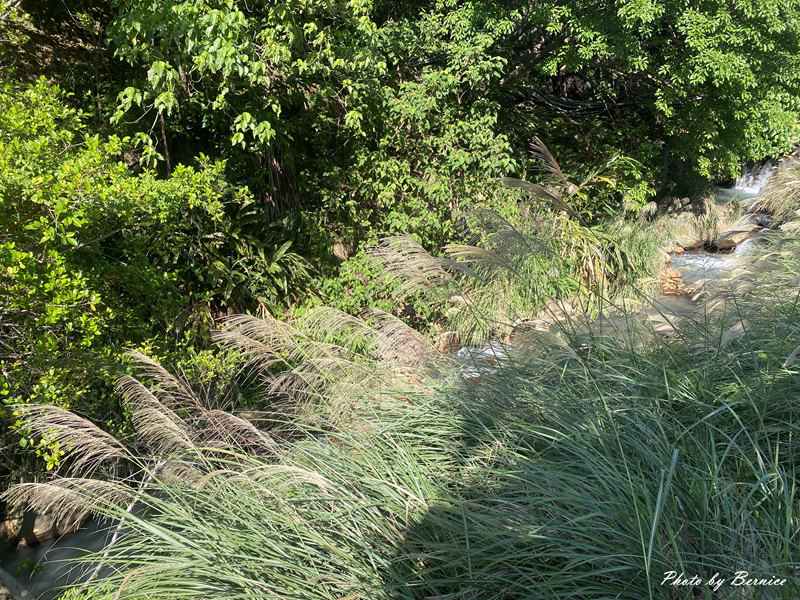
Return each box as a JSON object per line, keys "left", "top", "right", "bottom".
{"left": 11, "top": 511, "right": 77, "bottom": 549}
{"left": 331, "top": 239, "right": 353, "bottom": 261}
{"left": 506, "top": 319, "right": 552, "bottom": 345}
{"left": 744, "top": 212, "right": 771, "bottom": 228}
{"left": 713, "top": 225, "right": 759, "bottom": 252}
{"left": 675, "top": 239, "right": 703, "bottom": 252}
{"left": 31, "top": 514, "right": 58, "bottom": 543}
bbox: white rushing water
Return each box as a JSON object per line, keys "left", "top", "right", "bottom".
{"left": 734, "top": 161, "right": 776, "bottom": 195}
{"left": 455, "top": 341, "right": 508, "bottom": 379}
{"left": 677, "top": 160, "right": 775, "bottom": 286}
{"left": 669, "top": 237, "right": 758, "bottom": 286}
{"left": 716, "top": 161, "right": 776, "bottom": 202}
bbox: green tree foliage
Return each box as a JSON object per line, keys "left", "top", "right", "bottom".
{"left": 105, "top": 0, "right": 520, "bottom": 249}
{"left": 503, "top": 0, "right": 800, "bottom": 187}
{"left": 3, "top": 0, "right": 800, "bottom": 484}
{"left": 0, "top": 79, "right": 310, "bottom": 477}
{"left": 104, "top": 0, "right": 800, "bottom": 233}
{"left": 9, "top": 0, "right": 799, "bottom": 254}
{"left": 107, "top": 0, "right": 388, "bottom": 196}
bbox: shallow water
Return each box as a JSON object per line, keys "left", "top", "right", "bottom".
{"left": 1, "top": 521, "right": 110, "bottom": 600}
{"left": 455, "top": 341, "right": 508, "bottom": 379}
{"left": 670, "top": 237, "right": 758, "bottom": 286}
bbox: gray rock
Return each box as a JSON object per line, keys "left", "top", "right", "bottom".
{"left": 780, "top": 221, "right": 800, "bottom": 233}
{"left": 331, "top": 239, "right": 353, "bottom": 261}
{"left": 715, "top": 238, "right": 737, "bottom": 252}
{"left": 676, "top": 239, "right": 704, "bottom": 251}
{"left": 12, "top": 511, "right": 77, "bottom": 549}
{"left": 745, "top": 212, "right": 772, "bottom": 227}
{"left": 714, "top": 227, "right": 758, "bottom": 251}
{"left": 31, "top": 514, "right": 58, "bottom": 543}
{"left": 507, "top": 319, "right": 552, "bottom": 345}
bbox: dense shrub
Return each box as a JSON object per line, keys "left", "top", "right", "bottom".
{"left": 0, "top": 79, "right": 309, "bottom": 479}
{"left": 102, "top": 0, "right": 800, "bottom": 221}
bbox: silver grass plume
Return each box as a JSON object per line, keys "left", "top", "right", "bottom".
{"left": 266, "top": 356, "right": 381, "bottom": 406}
{"left": 445, "top": 244, "right": 511, "bottom": 277}
{"left": 212, "top": 329, "right": 286, "bottom": 375}
{"left": 116, "top": 375, "right": 197, "bottom": 456}
{"left": 216, "top": 313, "right": 376, "bottom": 398}
{"left": 3, "top": 479, "right": 135, "bottom": 533}
{"left": 11, "top": 404, "right": 131, "bottom": 477}
{"left": 217, "top": 313, "right": 295, "bottom": 349}
{"left": 456, "top": 209, "right": 549, "bottom": 266}
{"left": 362, "top": 308, "right": 433, "bottom": 367}
{"left": 372, "top": 236, "right": 455, "bottom": 296}
{"left": 213, "top": 314, "right": 295, "bottom": 374}
{"left": 529, "top": 136, "right": 569, "bottom": 187}
{"left": 238, "top": 463, "right": 333, "bottom": 492}
{"left": 298, "top": 306, "right": 373, "bottom": 349}
{"left": 202, "top": 410, "right": 278, "bottom": 454}
{"left": 213, "top": 312, "right": 426, "bottom": 423}
{"left": 126, "top": 350, "right": 205, "bottom": 413}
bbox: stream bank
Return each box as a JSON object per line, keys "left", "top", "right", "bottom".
{"left": 454, "top": 162, "right": 779, "bottom": 378}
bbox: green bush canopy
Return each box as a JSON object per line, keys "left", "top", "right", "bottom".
{"left": 2, "top": 0, "right": 800, "bottom": 497}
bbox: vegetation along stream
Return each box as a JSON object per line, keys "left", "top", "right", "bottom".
{"left": 4, "top": 1, "right": 800, "bottom": 599}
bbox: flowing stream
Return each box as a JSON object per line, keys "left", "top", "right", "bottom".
{"left": 673, "top": 163, "right": 773, "bottom": 285}
{"left": 456, "top": 162, "right": 776, "bottom": 376}
{"left": 669, "top": 237, "right": 757, "bottom": 286}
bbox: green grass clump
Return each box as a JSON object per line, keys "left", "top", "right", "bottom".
{"left": 370, "top": 208, "right": 664, "bottom": 347}
{"left": 753, "top": 160, "right": 800, "bottom": 225}
{"left": 8, "top": 239, "right": 800, "bottom": 600}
